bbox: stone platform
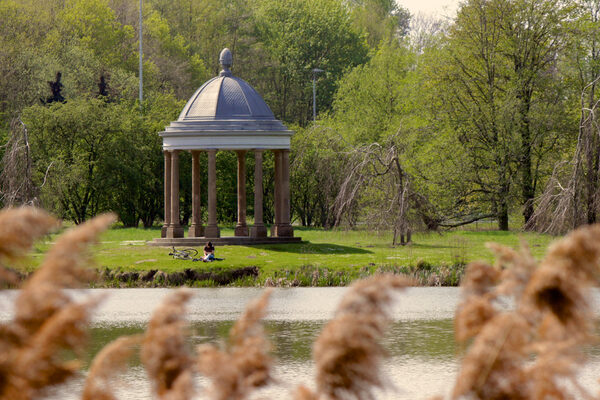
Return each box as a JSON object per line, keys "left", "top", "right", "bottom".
{"left": 148, "top": 236, "right": 302, "bottom": 247}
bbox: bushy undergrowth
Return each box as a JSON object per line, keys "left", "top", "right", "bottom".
{"left": 1, "top": 206, "right": 600, "bottom": 399}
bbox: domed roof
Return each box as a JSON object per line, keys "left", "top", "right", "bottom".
{"left": 160, "top": 48, "right": 293, "bottom": 151}
{"left": 178, "top": 75, "right": 275, "bottom": 120}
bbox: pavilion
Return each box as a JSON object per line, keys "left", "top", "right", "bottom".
{"left": 149, "top": 48, "right": 301, "bottom": 246}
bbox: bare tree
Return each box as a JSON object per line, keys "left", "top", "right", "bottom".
{"left": 0, "top": 118, "right": 38, "bottom": 207}
{"left": 526, "top": 76, "right": 600, "bottom": 234}
{"left": 333, "top": 133, "right": 418, "bottom": 245}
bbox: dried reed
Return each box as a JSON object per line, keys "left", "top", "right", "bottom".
{"left": 0, "top": 207, "right": 58, "bottom": 284}
{"left": 197, "top": 289, "right": 273, "bottom": 400}
{"left": 0, "top": 212, "right": 115, "bottom": 400}
{"left": 4, "top": 297, "right": 103, "bottom": 400}
{"left": 141, "top": 289, "right": 194, "bottom": 400}
{"left": 298, "top": 274, "right": 410, "bottom": 400}
{"left": 13, "top": 213, "right": 116, "bottom": 340}
{"left": 82, "top": 335, "right": 141, "bottom": 400}
{"left": 451, "top": 224, "right": 600, "bottom": 400}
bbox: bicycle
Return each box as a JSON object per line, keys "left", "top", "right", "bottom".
{"left": 168, "top": 247, "right": 200, "bottom": 261}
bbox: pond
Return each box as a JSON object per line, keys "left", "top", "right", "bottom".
{"left": 0, "top": 287, "right": 599, "bottom": 399}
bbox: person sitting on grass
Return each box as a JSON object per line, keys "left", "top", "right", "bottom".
{"left": 203, "top": 241, "right": 215, "bottom": 262}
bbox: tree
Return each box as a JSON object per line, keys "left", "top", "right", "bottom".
{"left": 0, "top": 118, "right": 38, "bottom": 207}
{"left": 291, "top": 125, "right": 348, "bottom": 227}
{"left": 253, "top": 0, "right": 369, "bottom": 125}
{"left": 347, "top": 0, "right": 411, "bottom": 47}
{"left": 526, "top": 0, "right": 600, "bottom": 233}
{"left": 105, "top": 93, "right": 183, "bottom": 227}
{"left": 23, "top": 99, "right": 126, "bottom": 223}
{"left": 331, "top": 40, "right": 414, "bottom": 144}
{"left": 501, "top": 0, "right": 571, "bottom": 223}
{"left": 333, "top": 132, "right": 440, "bottom": 244}
{"left": 435, "top": 0, "right": 570, "bottom": 230}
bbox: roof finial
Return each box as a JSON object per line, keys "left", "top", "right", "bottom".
{"left": 219, "top": 48, "right": 233, "bottom": 77}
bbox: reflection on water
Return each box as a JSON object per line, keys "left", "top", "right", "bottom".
{"left": 2, "top": 287, "right": 600, "bottom": 399}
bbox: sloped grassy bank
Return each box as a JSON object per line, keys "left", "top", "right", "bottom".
{"left": 8, "top": 261, "right": 464, "bottom": 288}
{"left": 86, "top": 260, "right": 466, "bottom": 288}
{"left": 91, "top": 259, "right": 465, "bottom": 287}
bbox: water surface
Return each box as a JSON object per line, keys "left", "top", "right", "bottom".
{"left": 1, "top": 287, "right": 598, "bottom": 399}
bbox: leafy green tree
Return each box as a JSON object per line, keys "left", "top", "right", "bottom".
{"left": 105, "top": 93, "right": 183, "bottom": 227}
{"left": 253, "top": 0, "right": 369, "bottom": 125}
{"left": 56, "top": 0, "right": 136, "bottom": 68}
{"left": 0, "top": 0, "right": 56, "bottom": 121}
{"left": 434, "top": 0, "right": 571, "bottom": 229}
{"left": 23, "top": 99, "right": 127, "bottom": 223}
{"left": 347, "top": 0, "right": 411, "bottom": 47}
{"left": 142, "top": 9, "right": 209, "bottom": 99}
{"left": 331, "top": 40, "right": 415, "bottom": 144}
{"left": 291, "top": 125, "right": 348, "bottom": 227}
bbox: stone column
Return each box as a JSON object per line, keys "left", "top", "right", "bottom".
{"left": 204, "top": 149, "right": 220, "bottom": 238}
{"left": 166, "top": 150, "right": 183, "bottom": 238}
{"left": 278, "top": 149, "right": 294, "bottom": 237}
{"left": 250, "top": 150, "right": 267, "bottom": 238}
{"left": 189, "top": 150, "right": 204, "bottom": 237}
{"left": 161, "top": 151, "right": 171, "bottom": 238}
{"left": 271, "top": 150, "right": 282, "bottom": 237}
{"left": 235, "top": 150, "right": 249, "bottom": 236}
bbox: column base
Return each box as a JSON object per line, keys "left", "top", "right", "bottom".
{"left": 188, "top": 224, "right": 204, "bottom": 238}
{"left": 234, "top": 224, "right": 249, "bottom": 237}
{"left": 204, "top": 225, "right": 221, "bottom": 238}
{"left": 166, "top": 226, "right": 184, "bottom": 238}
{"left": 250, "top": 224, "right": 268, "bottom": 238}
{"left": 271, "top": 224, "right": 294, "bottom": 237}
{"left": 161, "top": 225, "right": 168, "bottom": 238}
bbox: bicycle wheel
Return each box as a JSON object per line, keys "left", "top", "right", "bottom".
{"left": 172, "top": 251, "right": 189, "bottom": 260}
{"left": 181, "top": 248, "right": 198, "bottom": 257}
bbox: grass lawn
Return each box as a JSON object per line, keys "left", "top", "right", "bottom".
{"left": 23, "top": 223, "right": 558, "bottom": 286}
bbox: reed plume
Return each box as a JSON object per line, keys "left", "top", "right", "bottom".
{"left": 141, "top": 289, "right": 194, "bottom": 400}
{"left": 451, "top": 224, "right": 600, "bottom": 400}
{"left": 13, "top": 213, "right": 116, "bottom": 340}
{"left": 0, "top": 207, "right": 58, "bottom": 284}
{"left": 82, "top": 335, "right": 141, "bottom": 400}
{"left": 293, "top": 385, "right": 319, "bottom": 400}
{"left": 298, "top": 274, "right": 410, "bottom": 400}
{"left": 4, "top": 297, "right": 103, "bottom": 400}
{"left": 197, "top": 289, "right": 273, "bottom": 400}
{"left": 0, "top": 212, "right": 115, "bottom": 400}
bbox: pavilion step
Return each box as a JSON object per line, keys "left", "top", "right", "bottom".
{"left": 147, "top": 236, "right": 302, "bottom": 247}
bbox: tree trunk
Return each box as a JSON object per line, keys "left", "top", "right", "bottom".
{"left": 585, "top": 85, "right": 599, "bottom": 225}
{"left": 519, "top": 94, "right": 534, "bottom": 224}
{"left": 498, "top": 206, "right": 509, "bottom": 231}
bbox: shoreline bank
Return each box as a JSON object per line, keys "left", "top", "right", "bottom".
{"left": 8, "top": 262, "right": 466, "bottom": 288}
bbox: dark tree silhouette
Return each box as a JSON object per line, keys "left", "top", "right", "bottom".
{"left": 98, "top": 75, "right": 108, "bottom": 98}
{"left": 42, "top": 72, "right": 65, "bottom": 104}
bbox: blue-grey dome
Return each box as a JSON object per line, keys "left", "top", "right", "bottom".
{"left": 178, "top": 75, "right": 276, "bottom": 121}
